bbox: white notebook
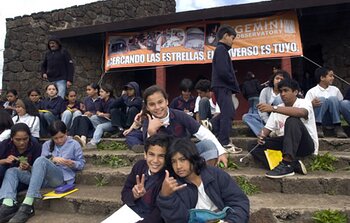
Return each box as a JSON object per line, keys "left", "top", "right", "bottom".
{"left": 101, "top": 204, "right": 143, "bottom": 223}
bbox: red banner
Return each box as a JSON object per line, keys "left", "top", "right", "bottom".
{"left": 105, "top": 11, "right": 302, "bottom": 70}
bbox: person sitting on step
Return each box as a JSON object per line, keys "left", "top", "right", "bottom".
{"left": 141, "top": 85, "right": 228, "bottom": 167}
{"left": 110, "top": 81, "right": 142, "bottom": 137}
{"left": 252, "top": 78, "right": 318, "bottom": 179}
{"left": 242, "top": 70, "right": 290, "bottom": 136}
{"left": 305, "top": 67, "right": 347, "bottom": 138}
{"left": 169, "top": 78, "right": 196, "bottom": 118}
{"left": 86, "top": 84, "right": 115, "bottom": 149}
{"left": 0, "top": 120, "right": 85, "bottom": 223}
{"left": 157, "top": 137, "right": 249, "bottom": 223}
{"left": 121, "top": 134, "right": 172, "bottom": 223}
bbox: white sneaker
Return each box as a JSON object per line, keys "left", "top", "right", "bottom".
{"left": 223, "top": 143, "right": 243, "bottom": 154}
{"left": 86, "top": 142, "right": 97, "bottom": 150}
{"left": 200, "top": 119, "right": 212, "bottom": 131}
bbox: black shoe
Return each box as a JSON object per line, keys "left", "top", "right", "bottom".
{"left": 294, "top": 160, "right": 307, "bottom": 175}
{"left": 8, "top": 204, "right": 34, "bottom": 223}
{"left": 0, "top": 204, "right": 19, "bottom": 223}
{"left": 317, "top": 126, "right": 324, "bottom": 138}
{"left": 334, "top": 126, "right": 348, "bottom": 138}
{"left": 265, "top": 161, "right": 295, "bottom": 179}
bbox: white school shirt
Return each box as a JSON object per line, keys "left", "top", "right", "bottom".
{"left": 265, "top": 98, "right": 319, "bottom": 154}
{"left": 194, "top": 96, "right": 220, "bottom": 115}
{"left": 195, "top": 182, "right": 218, "bottom": 211}
{"left": 12, "top": 114, "right": 40, "bottom": 138}
{"left": 305, "top": 84, "right": 343, "bottom": 101}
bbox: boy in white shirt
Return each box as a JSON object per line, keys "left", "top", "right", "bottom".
{"left": 254, "top": 79, "right": 318, "bottom": 179}
{"left": 305, "top": 67, "right": 347, "bottom": 138}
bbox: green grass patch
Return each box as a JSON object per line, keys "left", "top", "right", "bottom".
{"left": 310, "top": 152, "right": 337, "bottom": 172}
{"left": 236, "top": 176, "right": 259, "bottom": 196}
{"left": 312, "top": 209, "right": 348, "bottom": 223}
{"left": 218, "top": 156, "right": 239, "bottom": 170}
{"left": 97, "top": 141, "right": 128, "bottom": 151}
{"left": 93, "top": 155, "right": 130, "bottom": 168}
{"left": 95, "top": 175, "right": 109, "bottom": 187}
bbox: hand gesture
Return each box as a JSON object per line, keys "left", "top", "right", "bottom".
{"left": 19, "top": 162, "right": 30, "bottom": 171}
{"left": 84, "top": 111, "right": 93, "bottom": 117}
{"left": 4, "top": 155, "right": 18, "bottom": 164}
{"left": 257, "top": 130, "right": 266, "bottom": 145}
{"left": 217, "top": 153, "right": 228, "bottom": 168}
{"left": 312, "top": 98, "right": 321, "bottom": 107}
{"left": 147, "top": 114, "right": 163, "bottom": 136}
{"left": 160, "top": 170, "right": 187, "bottom": 197}
{"left": 123, "top": 128, "right": 133, "bottom": 136}
{"left": 132, "top": 174, "right": 146, "bottom": 199}
{"left": 257, "top": 103, "right": 273, "bottom": 113}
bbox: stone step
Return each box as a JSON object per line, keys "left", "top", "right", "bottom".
{"left": 83, "top": 149, "right": 350, "bottom": 170}
{"left": 33, "top": 185, "right": 350, "bottom": 222}
{"left": 27, "top": 210, "right": 106, "bottom": 223}
{"left": 96, "top": 136, "right": 350, "bottom": 152}
{"left": 249, "top": 193, "right": 350, "bottom": 222}
{"left": 34, "top": 185, "right": 122, "bottom": 216}
{"left": 76, "top": 165, "right": 350, "bottom": 195}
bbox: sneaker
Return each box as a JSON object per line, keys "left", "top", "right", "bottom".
{"left": 265, "top": 161, "right": 295, "bottom": 179}
{"left": 9, "top": 204, "right": 35, "bottom": 223}
{"left": 223, "top": 143, "right": 243, "bottom": 154}
{"left": 130, "top": 144, "right": 144, "bottom": 153}
{"left": 317, "top": 126, "right": 324, "bottom": 138}
{"left": 200, "top": 119, "right": 212, "bottom": 131}
{"left": 334, "top": 126, "right": 348, "bottom": 138}
{"left": 294, "top": 160, "right": 307, "bottom": 175}
{"left": 0, "top": 204, "right": 19, "bottom": 223}
{"left": 73, "top": 135, "right": 86, "bottom": 149}
{"left": 86, "top": 142, "right": 97, "bottom": 150}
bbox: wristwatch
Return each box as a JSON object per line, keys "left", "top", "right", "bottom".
{"left": 273, "top": 105, "right": 278, "bottom": 111}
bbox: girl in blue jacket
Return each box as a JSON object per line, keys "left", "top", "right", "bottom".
{"left": 158, "top": 138, "right": 249, "bottom": 223}
{"left": 0, "top": 120, "right": 85, "bottom": 223}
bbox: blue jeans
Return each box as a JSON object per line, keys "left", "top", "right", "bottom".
{"left": 314, "top": 96, "right": 341, "bottom": 124}
{"left": 0, "top": 157, "right": 64, "bottom": 200}
{"left": 248, "top": 97, "right": 259, "bottom": 114}
{"left": 242, "top": 113, "right": 264, "bottom": 136}
{"left": 340, "top": 100, "right": 350, "bottom": 125}
{"left": 61, "top": 110, "right": 82, "bottom": 129}
{"left": 55, "top": 80, "right": 67, "bottom": 99}
{"left": 195, "top": 140, "right": 218, "bottom": 161}
{"left": 90, "top": 115, "right": 114, "bottom": 144}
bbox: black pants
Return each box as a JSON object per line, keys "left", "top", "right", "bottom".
{"left": 212, "top": 87, "right": 235, "bottom": 145}
{"left": 251, "top": 117, "right": 315, "bottom": 169}
{"left": 69, "top": 116, "right": 94, "bottom": 137}
{"left": 111, "top": 106, "right": 140, "bottom": 129}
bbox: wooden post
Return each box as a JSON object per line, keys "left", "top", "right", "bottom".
{"left": 281, "top": 57, "right": 292, "bottom": 77}
{"left": 156, "top": 66, "right": 166, "bottom": 90}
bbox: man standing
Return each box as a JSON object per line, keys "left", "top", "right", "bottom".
{"left": 254, "top": 79, "right": 318, "bottom": 178}
{"left": 41, "top": 36, "right": 74, "bottom": 98}
{"left": 211, "top": 25, "right": 240, "bottom": 152}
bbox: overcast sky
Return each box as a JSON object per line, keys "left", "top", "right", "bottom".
{"left": 0, "top": 0, "right": 267, "bottom": 90}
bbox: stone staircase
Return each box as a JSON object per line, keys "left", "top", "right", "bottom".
{"left": 26, "top": 124, "right": 350, "bottom": 223}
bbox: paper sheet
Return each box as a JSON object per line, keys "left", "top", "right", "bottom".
{"left": 101, "top": 204, "right": 143, "bottom": 223}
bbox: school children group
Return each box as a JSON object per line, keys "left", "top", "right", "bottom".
{"left": 0, "top": 24, "right": 349, "bottom": 223}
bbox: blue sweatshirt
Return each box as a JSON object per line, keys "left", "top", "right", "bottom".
{"left": 41, "top": 137, "right": 85, "bottom": 184}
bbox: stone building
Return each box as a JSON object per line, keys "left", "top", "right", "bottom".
{"left": 2, "top": 0, "right": 175, "bottom": 97}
